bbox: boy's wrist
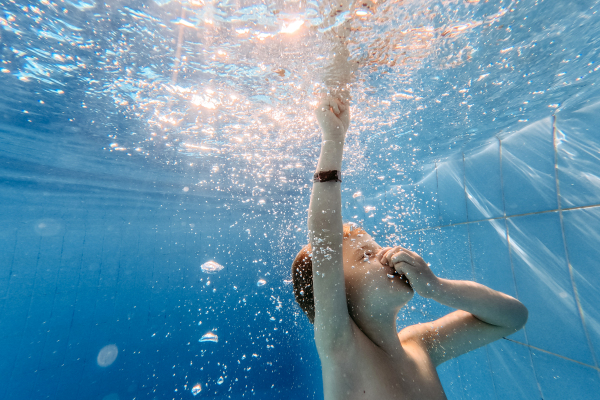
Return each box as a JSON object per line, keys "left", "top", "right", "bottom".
{"left": 321, "top": 125, "right": 347, "bottom": 142}
{"left": 316, "top": 140, "right": 344, "bottom": 172}
{"left": 321, "top": 139, "right": 344, "bottom": 146}
{"left": 418, "top": 276, "right": 444, "bottom": 299}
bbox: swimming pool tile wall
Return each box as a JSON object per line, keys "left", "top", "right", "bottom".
{"left": 555, "top": 101, "right": 600, "bottom": 208}
{"left": 379, "top": 101, "right": 600, "bottom": 398}
{"left": 487, "top": 340, "right": 540, "bottom": 400}
{"left": 500, "top": 117, "right": 558, "bottom": 217}
{"left": 464, "top": 141, "right": 504, "bottom": 221}
{"left": 0, "top": 201, "right": 319, "bottom": 400}
{"left": 3, "top": 108, "right": 600, "bottom": 400}
{"left": 436, "top": 155, "right": 468, "bottom": 226}
{"left": 562, "top": 207, "right": 600, "bottom": 367}
{"left": 468, "top": 219, "right": 526, "bottom": 343}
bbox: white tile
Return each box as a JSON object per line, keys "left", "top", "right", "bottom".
{"left": 509, "top": 213, "right": 593, "bottom": 364}
{"left": 488, "top": 340, "right": 541, "bottom": 400}
{"left": 562, "top": 207, "right": 600, "bottom": 364}
{"left": 437, "top": 156, "right": 468, "bottom": 225}
{"left": 501, "top": 118, "right": 558, "bottom": 216}
{"left": 556, "top": 101, "right": 600, "bottom": 208}
{"left": 464, "top": 141, "right": 504, "bottom": 220}
{"left": 532, "top": 349, "right": 600, "bottom": 399}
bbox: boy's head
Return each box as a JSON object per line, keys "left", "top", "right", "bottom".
{"left": 291, "top": 224, "right": 414, "bottom": 324}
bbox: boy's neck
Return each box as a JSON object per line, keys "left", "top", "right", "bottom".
{"left": 350, "top": 306, "right": 407, "bottom": 357}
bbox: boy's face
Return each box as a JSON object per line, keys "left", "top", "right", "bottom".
{"left": 342, "top": 232, "right": 414, "bottom": 317}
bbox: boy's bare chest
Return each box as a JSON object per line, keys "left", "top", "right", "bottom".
{"left": 321, "top": 342, "right": 447, "bottom": 400}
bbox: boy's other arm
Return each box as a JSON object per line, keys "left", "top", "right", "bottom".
{"left": 309, "top": 97, "right": 353, "bottom": 353}
{"left": 379, "top": 247, "right": 528, "bottom": 366}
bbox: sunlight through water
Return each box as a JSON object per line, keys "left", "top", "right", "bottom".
{"left": 2, "top": 0, "right": 600, "bottom": 195}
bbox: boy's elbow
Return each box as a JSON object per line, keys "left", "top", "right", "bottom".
{"left": 509, "top": 302, "right": 528, "bottom": 330}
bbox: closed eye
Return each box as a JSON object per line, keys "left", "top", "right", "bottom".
{"left": 362, "top": 250, "right": 374, "bottom": 260}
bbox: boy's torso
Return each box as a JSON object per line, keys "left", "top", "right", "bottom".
{"left": 320, "top": 329, "right": 447, "bottom": 400}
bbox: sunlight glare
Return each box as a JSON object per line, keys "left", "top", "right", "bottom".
{"left": 281, "top": 20, "right": 304, "bottom": 34}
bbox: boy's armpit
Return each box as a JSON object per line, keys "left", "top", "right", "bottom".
{"left": 398, "top": 310, "right": 522, "bottom": 366}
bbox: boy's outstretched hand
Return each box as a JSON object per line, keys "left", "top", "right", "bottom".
{"left": 376, "top": 246, "right": 439, "bottom": 298}
{"left": 316, "top": 96, "right": 350, "bottom": 141}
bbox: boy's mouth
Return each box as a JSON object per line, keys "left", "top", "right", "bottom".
{"left": 399, "top": 274, "right": 412, "bottom": 288}
{"left": 386, "top": 269, "right": 412, "bottom": 287}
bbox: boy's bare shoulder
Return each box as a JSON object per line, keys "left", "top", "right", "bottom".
{"left": 319, "top": 324, "right": 447, "bottom": 400}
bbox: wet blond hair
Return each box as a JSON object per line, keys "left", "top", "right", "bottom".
{"left": 291, "top": 223, "right": 367, "bottom": 324}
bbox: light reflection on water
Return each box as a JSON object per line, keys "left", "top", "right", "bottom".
{"left": 2, "top": 0, "right": 600, "bottom": 192}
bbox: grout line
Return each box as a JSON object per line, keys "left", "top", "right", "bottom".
{"left": 465, "top": 217, "right": 499, "bottom": 399}
{"left": 504, "top": 337, "right": 600, "bottom": 372}
{"left": 0, "top": 226, "right": 18, "bottom": 302}
{"left": 552, "top": 114, "right": 600, "bottom": 371}
{"left": 147, "top": 223, "right": 158, "bottom": 325}
{"left": 498, "top": 137, "right": 507, "bottom": 218}
{"left": 562, "top": 203, "right": 600, "bottom": 212}
{"left": 484, "top": 345, "right": 500, "bottom": 400}
{"left": 454, "top": 355, "right": 467, "bottom": 400}
{"left": 461, "top": 152, "right": 470, "bottom": 223}
{"left": 553, "top": 114, "right": 562, "bottom": 212}
{"left": 34, "top": 225, "right": 68, "bottom": 373}
{"left": 60, "top": 210, "right": 87, "bottom": 368}
{"left": 504, "top": 217, "right": 545, "bottom": 398}
{"left": 434, "top": 161, "right": 440, "bottom": 229}
{"left": 397, "top": 202, "right": 600, "bottom": 235}
{"left": 466, "top": 221, "right": 477, "bottom": 282}
{"left": 8, "top": 232, "right": 43, "bottom": 387}
{"left": 0, "top": 229, "right": 17, "bottom": 398}
{"left": 1, "top": 227, "right": 23, "bottom": 400}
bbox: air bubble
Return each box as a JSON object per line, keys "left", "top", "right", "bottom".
{"left": 201, "top": 261, "right": 224, "bottom": 274}
{"left": 97, "top": 344, "right": 118, "bottom": 367}
{"left": 200, "top": 332, "right": 219, "bottom": 343}
{"left": 191, "top": 384, "right": 202, "bottom": 395}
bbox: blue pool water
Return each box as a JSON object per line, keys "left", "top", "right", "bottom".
{"left": 1, "top": 0, "right": 600, "bottom": 399}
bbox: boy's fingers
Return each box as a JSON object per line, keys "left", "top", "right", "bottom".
{"left": 394, "top": 261, "right": 413, "bottom": 277}
{"left": 317, "top": 96, "right": 346, "bottom": 115}
{"left": 395, "top": 261, "right": 411, "bottom": 271}
{"left": 376, "top": 247, "right": 392, "bottom": 264}
{"left": 335, "top": 98, "right": 346, "bottom": 112}
{"left": 391, "top": 252, "right": 414, "bottom": 267}
{"left": 403, "top": 247, "right": 420, "bottom": 258}
{"left": 382, "top": 248, "right": 396, "bottom": 265}
{"left": 383, "top": 246, "right": 406, "bottom": 264}
{"left": 331, "top": 100, "right": 340, "bottom": 114}
{"left": 319, "top": 97, "right": 331, "bottom": 109}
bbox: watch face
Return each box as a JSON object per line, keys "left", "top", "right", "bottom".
{"left": 314, "top": 170, "right": 342, "bottom": 182}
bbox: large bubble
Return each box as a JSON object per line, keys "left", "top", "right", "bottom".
{"left": 97, "top": 344, "right": 119, "bottom": 367}
{"left": 200, "top": 260, "right": 225, "bottom": 274}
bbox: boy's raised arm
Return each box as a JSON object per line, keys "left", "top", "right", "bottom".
{"left": 308, "top": 97, "right": 353, "bottom": 351}
{"left": 378, "top": 246, "right": 528, "bottom": 365}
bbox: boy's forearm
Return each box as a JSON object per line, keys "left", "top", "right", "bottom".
{"left": 428, "top": 278, "right": 528, "bottom": 329}
{"left": 316, "top": 140, "right": 344, "bottom": 172}
{"left": 308, "top": 140, "right": 344, "bottom": 244}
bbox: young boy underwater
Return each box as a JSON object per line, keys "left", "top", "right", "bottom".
{"left": 291, "top": 96, "right": 528, "bottom": 400}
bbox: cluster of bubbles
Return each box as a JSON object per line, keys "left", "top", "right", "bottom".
{"left": 6, "top": 0, "right": 586, "bottom": 190}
